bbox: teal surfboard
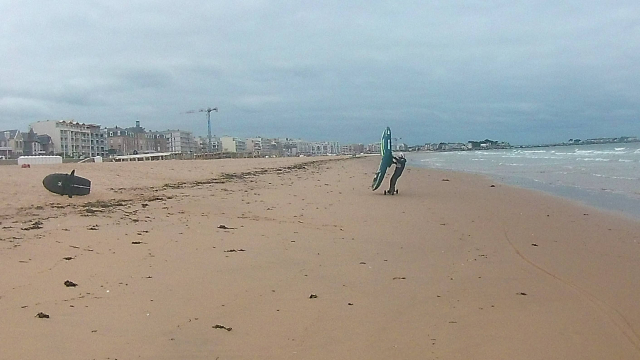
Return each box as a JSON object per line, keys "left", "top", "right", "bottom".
{"left": 371, "top": 127, "right": 393, "bottom": 191}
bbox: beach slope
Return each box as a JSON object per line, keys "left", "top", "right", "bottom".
{"left": 1, "top": 156, "right": 639, "bottom": 359}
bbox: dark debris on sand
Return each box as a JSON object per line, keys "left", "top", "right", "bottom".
{"left": 212, "top": 324, "right": 232, "bottom": 331}
{"left": 64, "top": 280, "right": 78, "bottom": 287}
{"left": 21, "top": 221, "right": 43, "bottom": 231}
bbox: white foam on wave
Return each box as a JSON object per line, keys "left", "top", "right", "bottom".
{"left": 502, "top": 153, "right": 564, "bottom": 160}
{"left": 573, "top": 149, "right": 626, "bottom": 155}
{"left": 577, "top": 157, "right": 610, "bottom": 162}
{"left": 591, "top": 173, "right": 639, "bottom": 181}
{"left": 420, "top": 158, "right": 445, "bottom": 163}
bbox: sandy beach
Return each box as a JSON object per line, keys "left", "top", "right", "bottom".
{"left": 1, "top": 156, "right": 640, "bottom": 360}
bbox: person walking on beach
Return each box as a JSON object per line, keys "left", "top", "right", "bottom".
{"left": 387, "top": 152, "right": 406, "bottom": 194}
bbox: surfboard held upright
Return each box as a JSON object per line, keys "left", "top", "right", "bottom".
{"left": 371, "top": 127, "right": 393, "bottom": 191}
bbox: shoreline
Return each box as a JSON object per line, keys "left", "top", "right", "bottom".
{"left": 407, "top": 143, "right": 640, "bottom": 222}
{"left": 496, "top": 173, "right": 640, "bottom": 222}
{"left": 2, "top": 156, "right": 640, "bottom": 359}
{"left": 411, "top": 165, "right": 640, "bottom": 223}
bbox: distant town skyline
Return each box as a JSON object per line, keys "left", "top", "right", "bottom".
{"left": 3, "top": 117, "right": 638, "bottom": 149}
{"left": 3, "top": 118, "right": 637, "bottom": 162}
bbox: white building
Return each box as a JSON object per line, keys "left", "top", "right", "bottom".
{"left": 220, "top": 136, "right": 247, "bottom": 153}
{"left": 293, "top": 140, "right": 340, "bottom": 156}
{"left": 341, "top": 143, "right": 365, "bottom": 155}
{"left": 163, "top": 130, "right": 197, "bottom": 153}
{"left": 29, "top": 120, "right": 106, "bottom": 158}
{"left": 246, "top": 137, "right": 285, "bottom": 157}
{"left": 312, "top": 141, "right": 340, "bottom": 155}
{"left": 366, "top": 142, "right": 381, "bottom": 154}
{"left": 245, "top": 137, "right": 263, "bottom": 155}
{"left": 294, "top": 140, "right": 312, "bottom": 155}
{"left": 196, "top": 136, "right": 220, "bottom": 153}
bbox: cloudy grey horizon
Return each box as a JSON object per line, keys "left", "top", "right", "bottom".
{"left": 2, "top": 1, "right": 639, "bottom": 145}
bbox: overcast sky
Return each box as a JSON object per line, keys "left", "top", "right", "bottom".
{"left": 2, "top": 1, "right": 639, "bottom": 145}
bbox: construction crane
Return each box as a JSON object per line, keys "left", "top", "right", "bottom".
{"left": 185, "top": 107, "right": 218, "bottom": 153}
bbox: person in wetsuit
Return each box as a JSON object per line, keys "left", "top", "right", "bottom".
{"left": 387, "top": 152, "right": 406, "bottom": 194}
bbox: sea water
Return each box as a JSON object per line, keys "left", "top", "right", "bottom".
{"left": 408, "top": 142, "right": 640, "bottom": 220}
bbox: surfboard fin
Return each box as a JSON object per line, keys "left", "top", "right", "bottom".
{"left": 65, "top": 170, "right": 76, "bottom": 198}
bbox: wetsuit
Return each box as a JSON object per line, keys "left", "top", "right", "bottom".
{"left": 388, "top": 156, "right": 406, "bottom": 193}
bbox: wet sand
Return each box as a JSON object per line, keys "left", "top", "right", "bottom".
{"left": 1, "top": 156, "right": 640, "bottom": 359}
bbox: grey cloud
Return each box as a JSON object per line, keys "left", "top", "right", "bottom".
{"left": 2, "top": 1, "right": 640, "bottom": 144}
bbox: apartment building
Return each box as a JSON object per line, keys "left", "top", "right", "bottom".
{"left": 246, "top": 137, "right": 263, "bottom": 156}
{"left": 366, "top": 142, "right": 382, "bottom": 154}
{"left": 106, "top": 127, "right": 136, "bottom": 155}
{"left": 261, "top": 138, "right": 284, "bottom": 157}
{"left": 220, "top": 136, "right": 247, "bottom": 153}
{"left": 107, "top": 121, "right": 170, "bottom": 156}
{"left": 148, "top": 131, "right": 169, "bottom": 153}
{"left": 196, "top": 136, "right": 220, "bottom": 153}
{"left": 30, "top": 120, "right": 106, "bottom": 158}
{"left": 341, "top": 143, "right": 365, "bottom": 155}
{"left": 295, "top": 141, "right": 340, "bottom": 156}
{"left": 246, "top": 137, "right": 284, "bottom": 157}
{"left": 89, "top": 125, "right": 107, "bottom": 157}
{"left": 163, "top": 130, "right": 197, "bottom": 154}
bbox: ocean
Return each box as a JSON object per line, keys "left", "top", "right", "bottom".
{"left": 407, "top": 142, "right": 640, "bottom": 220}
